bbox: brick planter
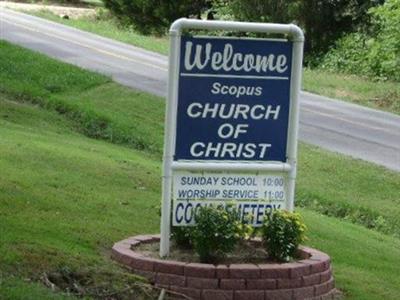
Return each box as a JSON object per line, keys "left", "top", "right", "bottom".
{"left": 111, "top": 235, "right": 337, "bottom": 300}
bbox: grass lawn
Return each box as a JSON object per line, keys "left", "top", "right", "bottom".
{"left": 0, "top": 40, "right": 165, "bottom": 156}
{"left": 0, "top": 93, "right": 159, "bottom": 299}
{"left": 297, "top": 144, "right": 400, "bottom": 237}
{"left": 303, "top": 68, "right": 400, "bottom": 114}
{"left": 28, "top": 10, "right": 400, "bottom": 115}
{"left": 1, "top": 41, "right": 400, "bottom": 299}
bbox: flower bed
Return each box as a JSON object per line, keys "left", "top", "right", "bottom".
{"left": 112, "top": 235, "right": 337, "bottom": 300}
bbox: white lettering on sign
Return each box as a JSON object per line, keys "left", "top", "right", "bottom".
{"left": 211, "top": 82, "right": 263, "bottom": 98}
{"left": 184, "top": 42, "right": 288, "bottom": 74}
{"left": 187, "top": 103, "right": 280, "bottom": 120}
{"left": 189, "top": 142, "right": 271, "bottom": 159}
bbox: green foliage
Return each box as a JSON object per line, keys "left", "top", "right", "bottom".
{"left": 262, "top": 210, "right": 306, "bottom": 262}
{"left": 0, "top": 94, "right": 161, "bottom": 299}
{"left": 102, "top": 0, "right": 210, "bottom": 35}
{"left": 212, "top": 0, "right": 383, "bottom": 55}
{"left": 367, "top": 0, "right": 400, "bottom": 80}
{"left": 302, "top": 68, "right": 400, "bottom": 115}
{"left": 321, "top": 0, "right": 400, "bottom": 81}
{"left": 191, "top": 206, "right": 244, "bottom": 263}
{"left": 297, "top": 142, "right": 400, "bottom": 239}
{"left": 212, "top": 0, "right": 296, "bottom": 24}
{"left": 171, "top": 205, "right": 254, "bottom": 260}
{"left": 0, "top": 41, "right": 165, "bottom": 156}
{"left": 296, "top": 196, "right": 395, "bottom": 237}
{"left": 171, "top": 226, "right": 193, "bottom": 249}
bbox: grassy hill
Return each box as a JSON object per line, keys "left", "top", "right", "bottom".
{"left": 0, "top": 41, "right": 399, "bottom": 299}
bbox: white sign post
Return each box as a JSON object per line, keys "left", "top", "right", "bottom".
{"left": 160, "top": 19, "right": 304, "bottom": 257}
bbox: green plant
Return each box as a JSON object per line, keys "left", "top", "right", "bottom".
{"left": 320, "top": 0, "right": 400, "bottom": 81}
{"left": 262, "top": 210, "right": 306, "bottom": 262}
{"left": 213, "top": 0, "right": 383, "bottom": 56}
{"left": 191, "top": 206, "right": 242, "bottom": 263}
{"left": 171, "top": 226, "right": 193, "bottom": 249}
{"left": 102, "top": 0, "right": 210, "bottom": 35}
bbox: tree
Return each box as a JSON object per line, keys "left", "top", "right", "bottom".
{"left": 103, "top": 0, "right": 210, "bottom": 35}
{"left": 215, "top": 0, "right": 384, "bottom": 55}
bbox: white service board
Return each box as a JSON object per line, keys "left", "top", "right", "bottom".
{"left": 172, "top": 171, "right": 288, "bottom": 226}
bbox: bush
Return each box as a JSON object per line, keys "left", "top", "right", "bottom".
{"left": 366, "top": 0, "right": 400, "bottom": 81}
{"left": 191, "top": 206, "right": 245, "bottom": 263}
{"left": 212, "top": 0, "right": 383, "bottom": 56}
{"left": 171, "top": 226, "right": 193, "bottom": 249}
{"left": 262, "top": 210, "right": 306, "bottom": 262}
{"left": 320, "top": 0, "right": 400, "bottom": 81}
{"left": 102, "top": 0, "right": 210, "bottom": 35}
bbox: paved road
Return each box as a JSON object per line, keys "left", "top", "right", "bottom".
{"left": 1, "top": 9, "right": 400, "bottom": 172}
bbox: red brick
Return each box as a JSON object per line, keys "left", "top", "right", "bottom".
{"left": 265, "top": 289, "right": 293, "bottom": 300}
{"left": 170, "top": 286, "right": 201, "bottom": 300}
{"left": 246, "top": 279, "right": 276, "bottom": 290}
{"left": 316, "top": 263, "right": 329, "bottom": 274}
{"left": 230, "top": 264, "right": 260, "bottom": 279}
{"left": 155, "top": 273, "right": 186, "bottom": 287}
{"left": 328, "top": 278, "right": 335, "bottom": 290}
{"left": 185, "top": 263, "right": 215, "bottom": 278}
{"left": 310, "top": 252, "right": 331, "bottom": 268}
{"left": 202, "top": 289, "right": 233, "bottom": 300}
{"left": 235, "top": 290, "right": 264, "bottom": 300}
{"left": 290, "top": 263, "right": 311, "bottom": 278}
{"left": 154, "top": 260, "right": 186, "bottom": 275}
{"left": 299, "top": 259, "right": 326, "bottom": 274}
{"left": 132, "top": 235, "right": 155, "bottom": 243}
{"left": 259, "top": 264, "right": 290, "bottom": 279}
{"left": 149, "top": 234, "right": 161, "bottom": 240}
{"left": 220, "top": 279, "right": 246, "bottom": 290}
{"left": 187, "top": 277, "right": 218, "bottom": 289}
{"left": 320, "top": 269, "right": 332, "bottom": 283}
{"left": 119, "top": 238, "right": 141, "bottom": 248}
{"left": 132, "top": 269, "right": 155, "bottom": 282}
{"left": 296, "top": 247, "right": 312, "bottom": 259}
{"left": 302, "top": 273, "right": 321, "bottom": 286}
{"left": 293, "top": 286, "right": 314, "bottom": 299}
{"left": 298, "top": 246, "right": 314, "bottom": 253}
{"left": 130, "top": 256, "right": 154, "bottom": 271}
{"left": 321, "top": 290, "right": 334, "bottom": 300}
{"left": 216, "top": 265, "right": 230, "bottom": 278}
{"left": 277, "top": 277, "right": 302, "bottom": 289}
{"left": 111, "top": 247, "right": 133, "bottom": 265}
{"left": 309, "top": 249, "right": 329, "bottom": 259}
{"left": 314, "top": 280, "right": 330, "bottom": 296}
{"left": 111, "top": 244, "right": 137, "bottom": 263}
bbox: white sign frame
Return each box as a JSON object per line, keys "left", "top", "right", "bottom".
{"left": 160, "top": 18, "right": 304, "bottom": 257}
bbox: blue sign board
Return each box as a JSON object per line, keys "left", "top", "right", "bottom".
{"left": 175, "top": 36, "right": 293, "bottom": 162}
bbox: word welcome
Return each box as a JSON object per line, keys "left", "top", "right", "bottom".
{"left": 184, "top": 42, "right": 288, "bottom": 74}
